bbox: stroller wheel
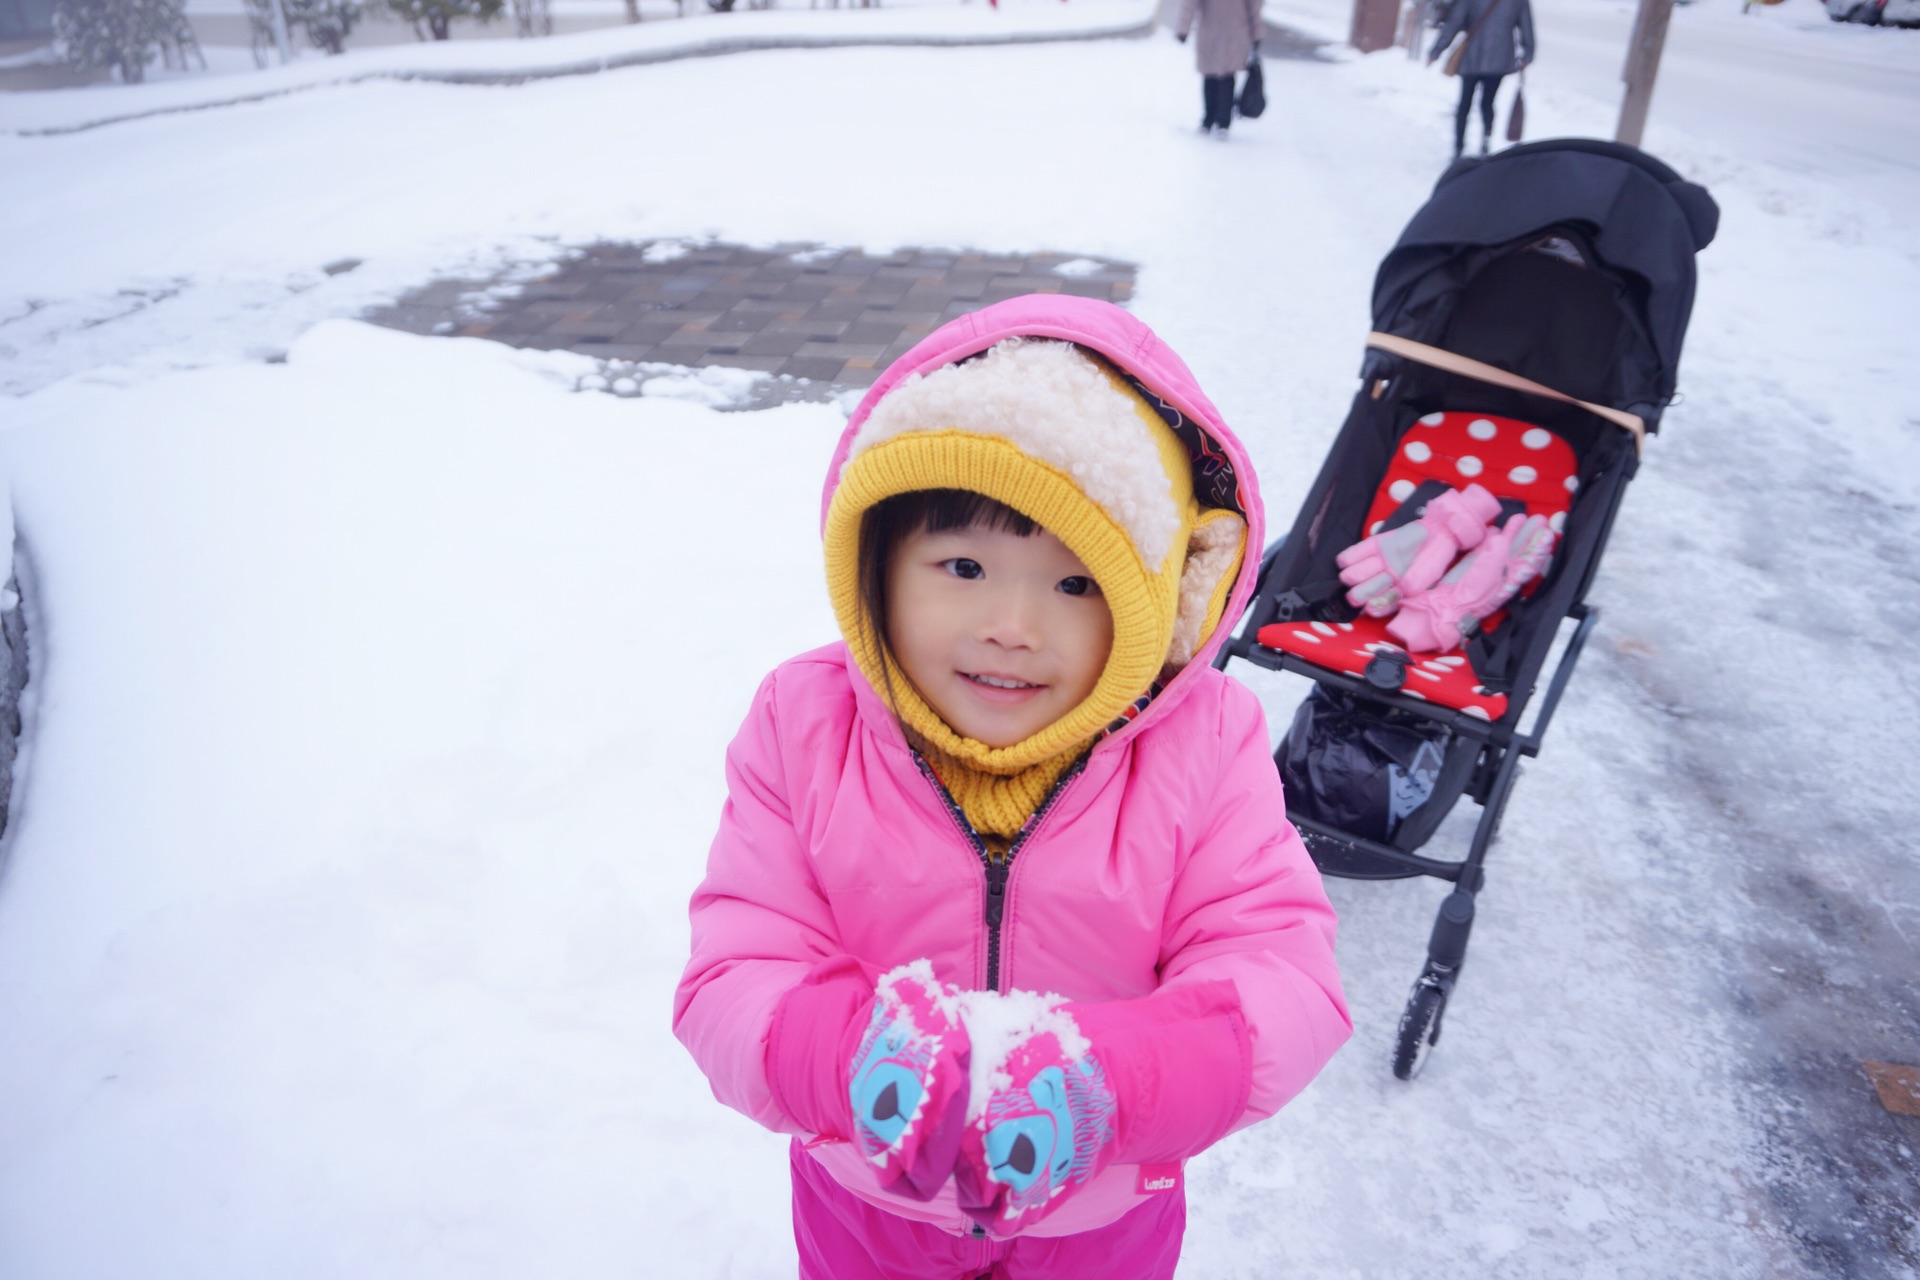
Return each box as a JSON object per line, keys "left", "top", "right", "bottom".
{"left": 1391, "top": 976, "right": 1450, "bottom": 1080}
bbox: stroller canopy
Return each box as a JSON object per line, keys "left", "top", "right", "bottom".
{"left": 1370, "top": 139, "right": 1719, "bottom": 432}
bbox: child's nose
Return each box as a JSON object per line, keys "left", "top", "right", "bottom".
{"left": 977, "top": 582, "right": 1045, "bottom": 649}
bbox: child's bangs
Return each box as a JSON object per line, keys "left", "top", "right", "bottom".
{"left": 911, "top": 489, "right": 1040, "bottom": 539}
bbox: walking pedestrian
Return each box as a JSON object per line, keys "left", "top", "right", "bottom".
{"left": 1175, "top": 0, "right": 1264, "bottom": 138}
{"left": 674, "top": 295, "right": 1350, "bottom": 1279}
{"left": 1428, "top": 0, "right": 1533, "bottom": 158}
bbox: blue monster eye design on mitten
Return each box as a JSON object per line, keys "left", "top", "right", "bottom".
{"left": 849, "top": 1010, "right": 936, "bottom": 1157}
{"left": 843, "top": 965, "right": 971, "bottom": 1202}
{"left": 982, "top": 1065, "right": 1075, "bottom": 1194}
{"left": 960, "top": 1035, "right": 1117, "bottom": 1230}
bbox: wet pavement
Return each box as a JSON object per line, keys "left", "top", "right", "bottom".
{"left": 363, "top": 240, "right": 1137, "bottom": 407}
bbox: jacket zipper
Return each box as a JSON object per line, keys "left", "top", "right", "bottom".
{"left": 912, "top": 754, "right": 1085, "bottom": 993}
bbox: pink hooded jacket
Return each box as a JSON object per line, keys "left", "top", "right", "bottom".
{"left": 672, "top": 295, "right": 1351, "bottom": 1239}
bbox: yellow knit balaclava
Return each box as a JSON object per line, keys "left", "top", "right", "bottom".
{"left": 823, "top": 338, "right": 1245, "bottom": 844}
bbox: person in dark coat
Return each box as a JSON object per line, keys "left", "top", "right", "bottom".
{"left": 1176, "top": 0, "right": 1264, "bottom": 138}
{"left": 1428, "top": 0, "right": 1533, "bottom": 158}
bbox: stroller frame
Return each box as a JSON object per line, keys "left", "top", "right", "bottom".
{"left": 1215, "top": 462, "right": 1610, "bottom": 1080}
{"left": 1215, "top": 139, "right": 1716, "bottom": 1078}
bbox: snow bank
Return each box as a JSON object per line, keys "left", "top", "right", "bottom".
{"left": 0, "top": 321, "right": 845, "bottom": 1277}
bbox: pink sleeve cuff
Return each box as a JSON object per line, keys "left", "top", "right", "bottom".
{"left": 764, "top": 957, "right": 876, "bottom": 1140}
{"left": 1075, "top": 980, "right": 1252, "bottom": 1165}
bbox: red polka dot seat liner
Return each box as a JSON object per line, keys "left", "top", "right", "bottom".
{"left": 1256, "top": 411, "right": 1579, "bottom": 721}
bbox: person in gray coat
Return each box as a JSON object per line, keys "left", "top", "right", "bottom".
{"left": 1176, "top": 0, "right": 1264, "bottom": 138}
{"left": 1427, "top": 0, "right": 1533, "bottom": 158}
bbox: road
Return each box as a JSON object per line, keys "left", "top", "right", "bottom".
{"left": 1533, "top": 0, "right": 1920, "bottom": 219}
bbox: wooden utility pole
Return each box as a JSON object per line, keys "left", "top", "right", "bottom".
{"left": 1616, "top": 0, "right": 1676, "bottom": 148}
{"left": 1350, "top": 0, "right": 1399, "bottom": 52}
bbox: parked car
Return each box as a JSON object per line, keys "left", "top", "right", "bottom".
{"left": 1826, "top": 0, "right": 1920, "bottom": 25}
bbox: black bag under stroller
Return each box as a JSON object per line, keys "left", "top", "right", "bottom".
{"left": 1215, "top": 139, "right": 1718, "bottom": 1078}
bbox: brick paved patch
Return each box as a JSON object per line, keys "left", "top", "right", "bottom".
{"left": 364, "top": 241, "right": 1137, "bottom": 407}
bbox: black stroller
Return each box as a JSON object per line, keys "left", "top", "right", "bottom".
{"left": 1215, "top": 139, "right": 1718, "bottom": 1078}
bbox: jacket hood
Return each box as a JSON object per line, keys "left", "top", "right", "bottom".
{"left": 819, "top": 294, "right": 1266, "bottom": 753}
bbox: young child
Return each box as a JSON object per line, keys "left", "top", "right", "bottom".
{"left": 673, "top": 294, "right": 1351, "bottom": 1279}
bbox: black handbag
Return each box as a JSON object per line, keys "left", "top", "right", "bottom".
{"left": 1505, "top": 72, "right": 1526, "bottom": 140}
{"left": 1237, "top": 55, "right": 1266, "bottom": 119}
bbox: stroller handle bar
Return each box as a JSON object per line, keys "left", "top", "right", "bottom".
{"left": 1365, "top": 332, "right": 1647, "bottom": 452}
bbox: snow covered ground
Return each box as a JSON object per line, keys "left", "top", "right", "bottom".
{"left": 2, "top": 1, "right": 1918, "bottom": 1276}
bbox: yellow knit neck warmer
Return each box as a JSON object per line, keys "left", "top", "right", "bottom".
{"left": 911, "top": 724, "right": 1085, "bottom": 849}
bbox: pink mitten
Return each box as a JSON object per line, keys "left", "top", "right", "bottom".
{"left": 767, "top": 959, "right": 971, "bottom": 1202}
{"left": 1336, "top": 483, "right": 1502, "bottom": 616}
{"left": 953, "top": 982, "right": 1248, "bottom": 1234}
{"left": 1387, "top": 513, "right": 1557, "bottom": 653}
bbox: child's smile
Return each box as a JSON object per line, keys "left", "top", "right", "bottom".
{"left": 886, "top": 523, "right": 1114, "bottom": 749}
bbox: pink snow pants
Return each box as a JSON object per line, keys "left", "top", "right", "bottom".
{"left": 789, "top": 1140, "right": 1186, "bottom": 1280}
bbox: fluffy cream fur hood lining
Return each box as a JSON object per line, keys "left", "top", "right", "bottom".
{"left": 845, "top": 338, "right": 1184, "bottom": 569}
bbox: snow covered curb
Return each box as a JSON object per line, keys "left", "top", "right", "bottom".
{"left": 2, "top": 2, "right": 1157, "bottom": 137}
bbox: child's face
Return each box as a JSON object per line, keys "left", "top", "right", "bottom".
{"left": 886, "top": 522, "right": 1114, "bottom": 749}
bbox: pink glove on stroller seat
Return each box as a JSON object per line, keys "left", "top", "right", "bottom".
{"left": 1387, "top": 513, "right": 1558, "bottom": 654}
{"left": 1336, "top": 483, "right": 1503, "bottom": 617}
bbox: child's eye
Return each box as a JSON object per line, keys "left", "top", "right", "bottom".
{"left": 1057, "top": 576, "right": 1098, "bottom": 597}
{"left": 943, "top": 558, "right": 985, "bottom": 580}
